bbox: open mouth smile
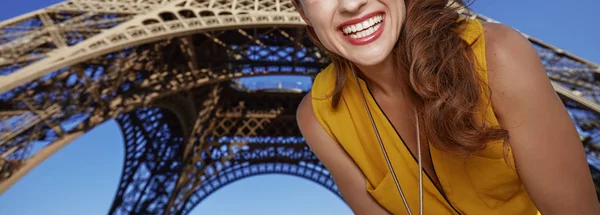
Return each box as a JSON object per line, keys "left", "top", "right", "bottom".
{"left": 338, "top": 12, "right": 385, "bottom": 45}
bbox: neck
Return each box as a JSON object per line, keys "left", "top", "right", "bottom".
{"left": 354, "top": 54, "right": 406, "bottom": 97}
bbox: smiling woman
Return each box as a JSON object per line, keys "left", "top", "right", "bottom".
{"left": 293, "top": 0, "right": 600, "bottom": 214}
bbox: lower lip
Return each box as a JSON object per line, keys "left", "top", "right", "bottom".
{"left": 340, "top": 17, "right": 385, "bottom": 46}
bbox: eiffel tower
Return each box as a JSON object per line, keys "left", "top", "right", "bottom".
{"left": 0, "top": 0, "right": 598, "bottom": 214}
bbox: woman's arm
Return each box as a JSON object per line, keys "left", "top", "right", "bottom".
{"left": 484, "top": 22, "right": 600, "bottom": 214}
{"left": 296, "top": 92, "right": 391, "bottom": 215}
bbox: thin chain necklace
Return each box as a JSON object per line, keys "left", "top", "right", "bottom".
{"left": 349, "top": 62, "right": 424, "bottom": 215}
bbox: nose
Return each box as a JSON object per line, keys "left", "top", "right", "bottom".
{"left": 338, "top": 0, "right": 367, "bottom": 13}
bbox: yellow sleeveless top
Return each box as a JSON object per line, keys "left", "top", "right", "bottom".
{"left": 311, "top": 19, "right": 540, "bottom": 214}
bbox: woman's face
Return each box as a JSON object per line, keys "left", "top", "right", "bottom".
{"left": 297, "top": 0, "right": 406, "bottom": 67}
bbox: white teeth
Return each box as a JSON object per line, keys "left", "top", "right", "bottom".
{"left": 361, "top": 20, "right": 369, "bottom": 30}
{"left": 348, "top": 23, "right": 381, "bottom": 39}
{"left": 341, "top": 14, "right": 383, "bottom": 37}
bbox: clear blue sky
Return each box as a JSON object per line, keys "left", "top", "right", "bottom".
{"left": 0, "top": 1, "right": 598, "bottom": 215}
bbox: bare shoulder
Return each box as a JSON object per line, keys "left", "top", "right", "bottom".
{"left": 296, "top": 91, "right": 341, "bottom": 156}
{"left": 296, "top": 91, "right": 324, "bottom": 153}
{"left": 480, "top": 21, "right": 529, "bottom": 50}
{"left": 480, "top": 21, "right": 523, "bottom": 43}
{"left": 296, "top": 90, "right": 337, "bottom": 160}
{"left": 296, "top": 91, "right": 317, "bottom": 136}
{"left": 480, "top": 21, "right": 545, "bottom": 81}
{"left": 480, "top": 21, "right": 553, "bottom": 117}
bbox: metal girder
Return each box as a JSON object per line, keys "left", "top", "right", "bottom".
{"left": 0, "top": 0, "right": 306, "bottom": 93}
{"left": 0, "top": 23, "right": 328, "bottom": 196}
{"left": 108, "top": 105, "right": 188, "bottom": 215}
{"left": 48, "top": 0, "right": 168, "bottom": 14}
{"left": 178, "top": 162, "right": 338, "bottom": 215}
{"left": 107, "top": 84, "right": 337, "bottom": 215}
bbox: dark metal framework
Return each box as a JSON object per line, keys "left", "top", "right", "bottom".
{"left": 0, "top": 1, "right": 599, "bottom": 214}
{"left": 109, "top": 85, "right": 338, "bottom": 215}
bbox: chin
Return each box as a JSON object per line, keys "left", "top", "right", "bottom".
{"left": 343, "top": 40, "right": 396, "bottom": 66}
{"left": 346, "top": 52, "right": 393, "bottom": 67}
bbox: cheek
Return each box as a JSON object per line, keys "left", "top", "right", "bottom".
{"left": 393, "top": 0, "right": 407, "bottom": 21}
{"left": 313, "top": 27, "right": 337, "bottom": 52}
{"left": 393, "top": 6, "right": 407, "bottom": 35}
{"left": 305, "top": 14, "right": 339, "bottom": 52}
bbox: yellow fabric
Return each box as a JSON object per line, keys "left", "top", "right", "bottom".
{"left": 310, "top": 19, "right": 539, "bottom": 214}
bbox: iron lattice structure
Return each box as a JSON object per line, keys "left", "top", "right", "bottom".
{"left": 0, "top": 0, "right": 599, "bottom": 214}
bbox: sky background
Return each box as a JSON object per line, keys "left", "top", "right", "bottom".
{"left": 0, "top": 0, "right": 599, "bottom": 215}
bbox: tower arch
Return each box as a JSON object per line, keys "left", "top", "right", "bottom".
{"left": 0, "top": 1, "right": 599, "bottom": 214}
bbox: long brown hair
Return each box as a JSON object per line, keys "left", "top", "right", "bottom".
{"left": 299, "top": 0, "right": 508, "bottom": 154}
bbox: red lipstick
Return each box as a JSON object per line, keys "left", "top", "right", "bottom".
{"left": 338, "top": 11, "right": 385, "bottom": 46}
